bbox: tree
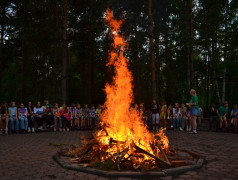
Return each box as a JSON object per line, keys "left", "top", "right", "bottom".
{"left": 221, "top": 0, "right": 229, "bottom": 102}
{"left": 148, "top": 0, "right": 157, "bottom": 101}
{"left": 187, "top": 0, "right": 194, "bottom": 91}
{"left": 0, "top": 0, "right": 6, "bottom": 101}
{"left": 61, "top": 0, "right": 68, "bottom": 104}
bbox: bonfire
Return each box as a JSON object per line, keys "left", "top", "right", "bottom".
{"left": 60, "top": 9, "right": 177, "bottom": 171}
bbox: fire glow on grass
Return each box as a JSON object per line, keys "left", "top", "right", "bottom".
{"left": 95, "top": 9, "right": 169, "bottom": 164}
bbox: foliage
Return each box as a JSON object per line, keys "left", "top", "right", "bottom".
{"left": 0, "top": 0, "right": 237, "bottom": 116}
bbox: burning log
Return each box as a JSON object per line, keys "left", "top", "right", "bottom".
{"left": 134, "top": 145, "right": 171, "bottom": 167}
{"left": 156, "top": 142, "right": 170, "bottom": 165}
{"left": 115, "top": 148, "right": 129, "bottom": 170}
{"left": 109, "top": 138, "right": 124, "bottom": 145}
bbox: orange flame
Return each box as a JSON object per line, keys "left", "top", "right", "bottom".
{"left": 96, "top": 9, "right": 169, "bottom": 163}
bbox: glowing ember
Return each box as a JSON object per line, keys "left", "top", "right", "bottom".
{"left": 95, "top": 9, "right": 169, "bottom": 164}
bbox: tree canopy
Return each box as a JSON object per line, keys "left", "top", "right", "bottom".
{"left": 0, "top": 0, "right": 237, "bottom": 115}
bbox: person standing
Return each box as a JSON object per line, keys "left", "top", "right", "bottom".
{"left": 160, "top": 101, "right": 167, "bottom": 128}
{"left": 151, "top": 100, "right": 159, "bottom": 130}
{"left": 186, "top": 89, "right": 199, "bottom": 134}
{"left": 180, "top": 103, "right": 186, "bottom": 131}
{"left": 185, "top": 105, "right": 191, "bottom": 131}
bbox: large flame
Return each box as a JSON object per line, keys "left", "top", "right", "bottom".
{"left": 96, "top": 9, "right": 169, "bottom": 163}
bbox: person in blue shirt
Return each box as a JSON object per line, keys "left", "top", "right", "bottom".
{"left": 8, "top": 101, "right": 19, "bottom": 133}
{"left": 231, "top": 104, "right": 238, "bottom": 133}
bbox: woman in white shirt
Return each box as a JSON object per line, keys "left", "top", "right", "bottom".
{"left": 33, "top": 101, "right": 44, "bottom": 130}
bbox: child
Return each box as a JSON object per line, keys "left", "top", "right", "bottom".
{"left": 218, "top": 101, "right": 229, "bottom": 132}
{"left": 89, "top": 105, "right": 96, "bottom": 129}
{"left": 186, "top": 106, "right": 191, "bottom": 131}
{"left": 34, "top": 101, "right": 44, "bottom": 130}
{"left": 231, "top": 104, "right": 238, "bottom": 133}
{"left": 173, "top": 103, "right": 181, "bottom": 130}
{"left": 197, "top": 106, "right": 203, "bottom": 125}
{"left": 52, "top": 103, "right": 62, "bottom": 132}
{"left": 139, "top": 103, "right": 147, "bottom": 126}
{"left": 60, "top": 103, "right": 70, "bottom": 132}
{"left": 8, "top": 101, "right": 18, "bottom": 133}
{"left": 159, "top": 101, "right": 167, "bottom": 128}
{"left": 69, "top": 103, "right": 76, "bottom": 129}
{"left": 209, "top": 104, "right": 219, "bottom": 131}
{"left": 82, "top": 104, "right": 90, "bottom": 129}
{"left": 167, "top": 104, "right": 173, "bottom": 128}
{"left": 95, "top": 104, "right": 102, "bottom": 126}
{"left": 186, "top": 89, "right": 199, "bottom": 134}
{"left": 18, "top": 103, "right": 28, "bottom": 133}
{"left": 42, "top": 100, "right": 53, "bottom": 128}
{"left": 0, "top": 101, "right": 9, "bottom": 134}
{"left": 75, "top": 104, "right": 83, "bottom": 129}
{"left": 151, "top": 100, "right": 159, "bottom": 131}
{"left": 180, "top": 103, "right": 186, "bottom": 131}
{"left": 27, "top": 102, "right": 34, "bottom": 132}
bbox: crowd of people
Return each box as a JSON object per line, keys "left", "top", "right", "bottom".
{"left": 0, "top": 100, "right": 102, "bottom": 134}
{"left": 149, "top": 98, "right": 238, "bottom": 134}
{"left": 0, "top": 89, "right": 237, "bottom": 135}
{"left": 149, "top": 89, "right": 200, "bottom": 134}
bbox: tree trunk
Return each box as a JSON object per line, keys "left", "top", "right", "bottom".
{"left": 210, "top": 33, "right": 221, "bottom": 104}
{"left": 148, "top": 0, "right": 157, "bottom": 101}
{"left": 20, "top": 1, "right": 27, "bottom": 103}
{"left": 205, "top": 52, "right": 210, "bottom": 115}
{"left": 186, "top": 0, "right": 194, "bottom": 92}
{"left": 133, "top": 23, "right": 141, "bottom": 103}
{"left": 51, "top": 0, "right": 59, "bottom": 103}
{"left": 90, "top": 36, "right": 95, "bottom": 105}
{"left": 81, "top": 47, "right": 86, "bottom": 103}
{"left": 21, "top": 41, "right": 27, "bottom": 102}
{"left": 61, "top": 0, "right": 68, "bottom": 103}
{"left": 87, "top": 34, "right": 94, "bottom": 104}
{"left": 214, "top": 74, "right": 221, "bottom": 103}
{"left": 222, "top": 0, "right": 229, "bottom": 102}
{"left": 0, "top": 0, "right": 6, "bottom": 101}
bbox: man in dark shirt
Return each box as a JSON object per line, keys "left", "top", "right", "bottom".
{"left": 209, "top": 104, "right": 219, "bottom": 131}
{"left": 151, "top": 100, "right": 160, "bottom": 130}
